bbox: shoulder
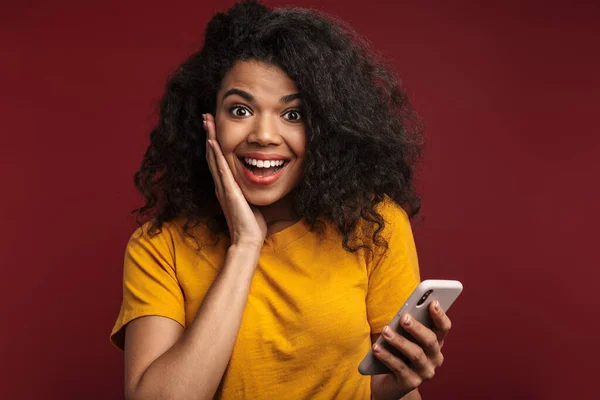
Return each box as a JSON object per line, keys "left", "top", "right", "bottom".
{"left": 365, "top": 195, "right": 420, "bottom": 281}
{"left": 362, "top": 195, "right": 416, "bottom": 262}
{"left": 376, "top": 195, "right": 412, "bottom": 234}
{"left": 127, "top": 217, "right": 224, "bottom": 257}
{"left": 377, "top": 195, "right": 409, "bottom": 219}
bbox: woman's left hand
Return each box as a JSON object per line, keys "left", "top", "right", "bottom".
{"left": 372, "top": 301, "right": 452, "bottom": 397}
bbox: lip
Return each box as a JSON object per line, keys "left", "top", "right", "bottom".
{"left": 238, "top": 152, "right": 290, "bottom": 161}
{"left": 238, "top": 157, "right": 289, "bottom": 185}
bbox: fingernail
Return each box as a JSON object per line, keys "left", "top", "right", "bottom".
{"left": 202, "top": 113, "right": 206, "bottom": 121}
{"left": 382, "top": 326, "right": 392, "bottom": 339}
{"left": 404, "top": 315, "right": 411, "bottom": 326}
{"left": 434, "top": 301, "right": 440, "bottom": 312}
{"left": 373, "top": 343, "right": 380, "bottom": 352}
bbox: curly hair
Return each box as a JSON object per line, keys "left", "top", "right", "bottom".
{"left": 133, "top": 0, "right": 424, "bottom": 254}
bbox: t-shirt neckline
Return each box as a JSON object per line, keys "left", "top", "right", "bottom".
{"left": 261, "top": 217, "right": 311, "bottom": 252}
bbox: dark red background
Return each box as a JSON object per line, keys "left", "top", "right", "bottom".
{"left": 2, "top": 0, "right": 599, "bottom": 398}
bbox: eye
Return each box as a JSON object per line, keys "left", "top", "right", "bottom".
{"left": 229, "top": 105, "right": 252, "bottom": 118}
{"left": 283, "top": 109, "right": 302, "bottom": 122}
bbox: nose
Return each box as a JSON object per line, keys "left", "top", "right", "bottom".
{"left": 247, "top": 114, "right": 283, "bottom": 146}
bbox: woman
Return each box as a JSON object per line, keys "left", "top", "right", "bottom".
{"left": 110, "top": 1, "right": 452, "bottom": 399}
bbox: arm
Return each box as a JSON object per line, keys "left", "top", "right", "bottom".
{"left": 364, "top": 199, "right": 423, "bottom": 399}
{"left": 124, "top": 243, "right": 260, "bottom": 400}
{"left": 123, "top": 113, "right": 267, "bottom": 400}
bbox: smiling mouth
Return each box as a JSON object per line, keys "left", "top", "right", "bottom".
{"left": 239, "top": 157, "right": 289, "bottom": 177}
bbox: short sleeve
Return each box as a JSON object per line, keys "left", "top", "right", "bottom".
{"left": 110, "top": 224, "right": 186, "bottom": 350}
{"left": 366, "top": 199, "right": 421, "bottom": 334}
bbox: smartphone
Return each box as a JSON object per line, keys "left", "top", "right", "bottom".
{"left": 358, "top": 279, "right": 463, "bottom": 375}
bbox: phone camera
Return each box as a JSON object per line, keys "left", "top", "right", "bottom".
{"left": 416, "top": 289, "right": 434, "bottom": 307}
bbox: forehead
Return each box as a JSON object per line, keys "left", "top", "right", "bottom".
{"left": 219, "top": 60, "right": 299, "bottom": 99}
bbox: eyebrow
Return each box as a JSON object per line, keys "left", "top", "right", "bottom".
{"left": 222, "top": 88, "right": 301, "bottom": 104}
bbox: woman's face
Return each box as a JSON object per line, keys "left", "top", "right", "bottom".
{"left": 214, "top": 60, "right": 306, "bottom": 207}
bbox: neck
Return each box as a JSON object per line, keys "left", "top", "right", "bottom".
{"left": 256, "top": 195, "right": 299, "bottom": 227}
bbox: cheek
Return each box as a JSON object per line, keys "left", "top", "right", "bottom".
{"left": 289, "top": 128, "right": 307, "bottom": 159}
{"left": 214, "top": 120, "right": 239, "bottom": 152}
{"left": 212, "top": 124, "right": 239, "bottom": 171}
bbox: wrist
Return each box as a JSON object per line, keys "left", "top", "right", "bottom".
{"left": 232, "top": 239, "right": 264, "bottom": 250}
{"left": 229, "top": 241, "right": 262, "bottom": 253}
{"left": 227, "top": 243, "right": 262, "bottom": 265}
{"left": 372, "top": 374, "right": 416, "bottom": 400}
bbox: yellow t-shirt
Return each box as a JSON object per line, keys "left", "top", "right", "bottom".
{"left": 110, "top": 198, "right": 420, "bottom": 399}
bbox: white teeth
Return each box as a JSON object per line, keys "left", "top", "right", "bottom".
{"left": 243, "top": 158, "right": 286, "bottom": 168}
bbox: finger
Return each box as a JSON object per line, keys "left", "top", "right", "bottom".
{"left": 205, "top": 114, "right": 240, "bottom": 196}
{"left": 429, "top": 301, "right": 452, "bottom": 345}
{"left": 203, "top": 113, "right": 216, "bottom": 141}
{"left": 207, "top": 145, "right": 224, "bottom": 199}
{"left": 372, "top": 342, "right": 423, "bottom": 389}
{"left": 208, "top": 140, "right": 229, "bottom": 196}
{"left": 204, "top": 117, "right": 224, "bottom": 197}
{"left": 380, "top": 325, "right": 436, "bottom": 380}
{"left": 400, "top": 314, "right": 442, "bottom": 365}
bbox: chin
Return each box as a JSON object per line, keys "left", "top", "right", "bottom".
{"left": 244, "top": 192, "right": 285, "bottom": 207}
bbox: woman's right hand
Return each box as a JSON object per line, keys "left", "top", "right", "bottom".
{"left": 204, "top": 113, "right": 267, "bottom": 249}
